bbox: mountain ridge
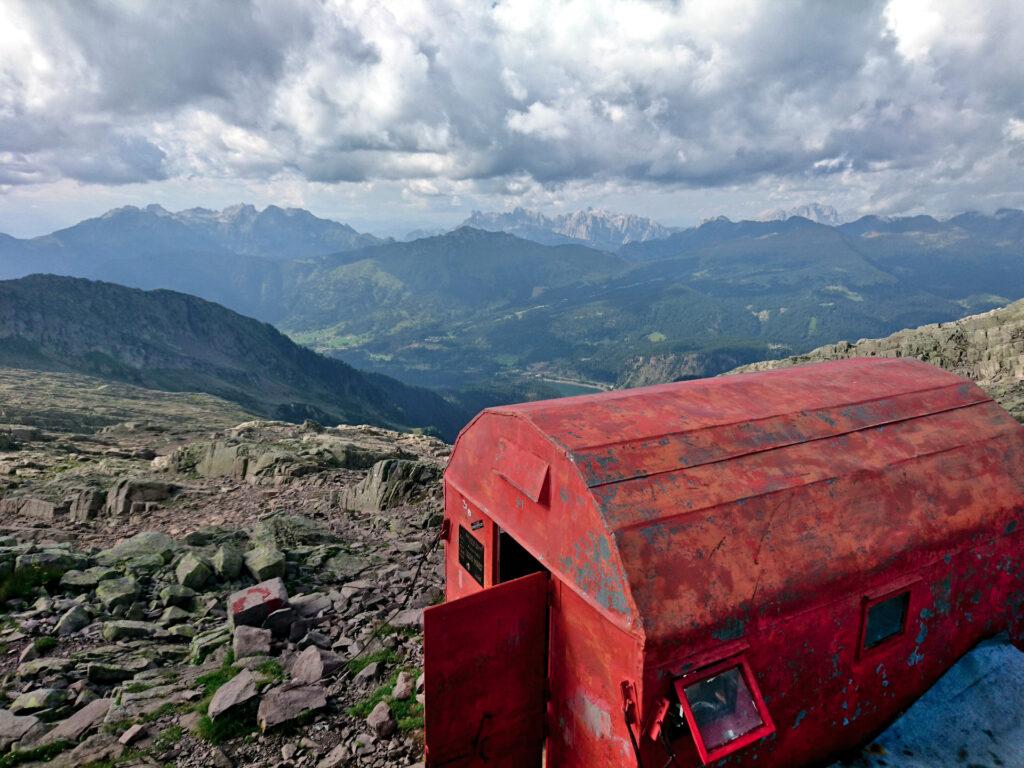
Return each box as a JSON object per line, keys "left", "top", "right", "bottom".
{"left": 0, "top": 274, "right": 468, "bottom": 439}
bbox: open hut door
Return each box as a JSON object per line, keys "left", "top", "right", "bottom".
{"left": 424, "top": 571, "right": 548, "bottom": 767}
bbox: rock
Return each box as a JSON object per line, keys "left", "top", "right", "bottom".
{"left": 159, "top": 606, "right": 190, "bottom": 626}
{"left": 291, "top": 592, "right": 332, "bottom": 618}
{"left": 118, "top": 723, "right": 146, "bottom": 745}
{"left": 103, "top": 479, "right": 176, "bottom": 516}
{"left": 15, "top": 549, "right": 88, "bottom": 576}
{"left": 96, "top": 576, "right": 140, "bottom": 610}
{"left": 341, "top": 459, "right": 441, "bottom": 511}
{"left": 60, "top": 732, "right": 123, "bottom": 767}
{"left": 96, "top": 531, "right": 178, "bottom": 565}
{"left": 102, "top": 620, "right": 160, "bottom": 641}
{"left": 367, "top": 700, "right": 396, "bottom": 738}
{"left": 392, "top": 670, "right": 414, "bottom": 700}
{"left": 86, "top": 663, "right": 135, "bottom": 684}
{"left": 60, "top": 566, "right": 118, "bottom": 592}
{"left": 250, "top": 515, "right": 338, "bottom": 550}
{"left": 175, "top": 552, "right": 212, "bottom": 589}
{"left": 37, "top": 697, "right": 111, "bottom": 744}
{"left": 210, "top": 746, "right": 233, "bottom": 768}
{"left": 233, "top": 625, "right": 271, "bottom": 659}
{"left": 244, "top": 546, "right": 285, "bottom": 581}
{"left": 212, "top": 545, "right": 243, "bottom": 580}
{"left": 159, "top": 584, "right": 196, "bottom": 608}
{"left": 390, "top": 608, "right": 424, "bottom": 630}
{"left": 16, "top": 658, "right": 72, "bottom": 678}
{"left": 0, "top": 708, "right": 41, "bottom": 749}
{"left": 256, "top": 684, "right": 327, "bottom": 731}
{"left": 10, "top": 688, "right": 65, "bottom": 714}
{"left": 208, "top": 669, "right": 258, "bottom": 719}
{"left": 266, "top": 607, "right": 298, "bottom": 639}
{"left": 318, "top": 744, "right": 349, "bottom": 768}
{"left": 56, "top": 604, "right": 91, "bottom": 635}
{"left": 189, "top": 626, "right": 232, "bottom": 664}
{"left": 228, "top": 577, "right": 289, "bottom": 627}
{"left": 354, "top": 661, "right": 382, "bottom": 683}
{"left": 290, "top": 645, "right": 343, "bottom": 684}
{"left": 69, "top": 488, "right": 106, "bottom": 522}
{"left": 9, "top": 498, "right": 69, "bottom": 522}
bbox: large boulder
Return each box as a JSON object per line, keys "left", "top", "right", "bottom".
{"left": 96, "top": 531, "right": 178, "bottom": 565}
{"left": 228, "top": 578, "right": 289, "bottom": 628}
{"left": 69, "top": 489, "right": 106, "bottom": 522}
{"left": 244, "top": 547, "right": 285, "bottom": 581}
{"left": 256, "top": 684, "right": 326, "bottom": 731}
{"left": 96, "top": 577, "right": 140, "bottom": 610}
{"left": 37, "top": 698, "right": 111, "bottom": 745}
{"left": 340, "top": 459, "right": 441, "bottom": 511}
{"left": 103, "top": 479, "right": 177, "bottom": 516}
{"left": 175, "top": 552, "right": 212, "bottom": 589}
{"left": 208, "top": 669, "right": 258, "bottom": 719}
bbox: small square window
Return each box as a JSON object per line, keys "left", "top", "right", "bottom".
{"left": 673, "top": 658, "right": 775, "bottom": 764}
{"left": 863, "top": 590, "right": 909, "bottom": 650}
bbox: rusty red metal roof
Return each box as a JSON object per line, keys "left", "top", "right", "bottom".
{"left": 448, "top": 358, "right": 1024, "bottom": 642}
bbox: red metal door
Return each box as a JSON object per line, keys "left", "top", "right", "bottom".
{"left": 424, "top": 571, "right": 548, "bottom": 768}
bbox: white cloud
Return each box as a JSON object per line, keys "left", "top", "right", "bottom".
{"left": 0, "top": 0, "right": 1022, "bottom": 232}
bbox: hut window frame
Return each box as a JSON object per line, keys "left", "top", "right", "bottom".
{"left": 859, "top": 583, "right": 915, "bottom": 657}
{"left": 672, "top": 655, "right": 775, "bottom": 764}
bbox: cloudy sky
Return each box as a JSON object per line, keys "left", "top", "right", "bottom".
{"left": 1, "top": 0, "right": 1022, "bottom": 237}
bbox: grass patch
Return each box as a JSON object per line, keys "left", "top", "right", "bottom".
{"left": 33, "top": 636, "right": 57, "bottom": 653}
{"left": 0, "top": 565, "right": 64, "bottom": 602}
{"left": 139, "top": 702, "right": 181, "bottom": 723}
{"left": 346, "top": 649, "right": 399, "bottom": 675}
{"left": 0, "top": 740, "right": 72, "bottom": 767}
{"left": 152, "top": 724, "right": 183, "bottom": 751}
{"left": 194, "top": 655, "right": 243, "bottom": 716}
{"left": 346, "top": 668, "right": 424, "bottom": 733}
{"left": 375, "top": 624, "right": 419, "bottom": 640}
{"left": 195, "top": 702, "right": 258, "bottom": 745}
{"left": 123, "top": 681, "right": 153, "bottom": 694}
{"left": 255, "top": 660, "right": 284, "bottom": 684}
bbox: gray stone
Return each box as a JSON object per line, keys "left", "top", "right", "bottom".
{"left": 60, "top": 566, "right": 118, "bottom": 592}
{"left": 244, "top": 546, "right": 285, "bottom": 581}
{"left": 118, "top": 723, "right": 146, "bottom": 745}
{"left": 175, "top": 552, "right": 212, "bottom": 589}
{"left": 0, "top": 708, "right": 40, "bottom": 748}
{"left": 318, "top": 744, "right": 349, "bottom": 768}
{"left": 208, "top": 669, "right": 258, "bottom": 719}
{"left": 256, "top": 684, "right": 327, "bottom": 732}
{"left": 159, "top": 606, "right": 190, "bottom": 626}
{"left": 392, "top": 670, "right": 414, "bottom": 700}
{"left": 189, "top": 626, "right": 231, "bottom": 664}
{"left": 101, "top": 620, "right": 160, "bottom": 641}
{"left": 16, "top": 658, "right": 72, "bottom": 678}
{"left": 233, "top": 625, "right": 271, "bottom": 659}
{"left": 212, "top": 545, "right": 243, "bottom": 580}
{"left": 69, "top": 489, "right": 106, "bottom": 522}
{"left": 353, "top": 661, "right": 381, "bottom": 683}
{"left": 37, "top": 697, "right": 111, "bottom": 745}
{"left": 390, "top": 607, "right": 424, "bottom": 630}
{"left": 56, "top": 604, "right": 91, "bottom": 635}
{"left": 15, "top": 549, "right": 88, "bottom": 576}
{"left": 290, "top": 645, "right": 343, "bottom": 684}
{"left": 96, "top": 577, "right": 139, "bottom": 610}
{"left": 103, "top": 479, "right": 176, "bottom": 516}
{"left": 158, "top": 584, "right": 196, "bottom": 608}
{"left": 86, "top": 663, "right": 135, "bottom": 684}
{"left": 228, "top": 578, "right": 289, "bottom": 627}
{"left": 366, "top": 700, "right": 396, "bottom": 738}
{"left": 10, "top": 688, "right": 65, "bottom": 714}
{"left": 341, "top": 459, "right": 441, "bottom": 511}
{"left": 96, "top": 531, "right": 178, "bottom": 565}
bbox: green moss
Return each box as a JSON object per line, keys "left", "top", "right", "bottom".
{"left": 346, "top": 649, "right": 399, "bottom": 675}
{"left": 32, "top": 636, "right": 57, "bottom": 653}
{"left": 0, "top": 740, "right": 72, "bottom": 767}
{"left": 0, "top": 565, "right": 64, "bottom": 602}
{"left": 123, "top": 681, "right": 153, "bottom": 694}
{"left": 345, "top": 667, "right": 424, "bottom": 733}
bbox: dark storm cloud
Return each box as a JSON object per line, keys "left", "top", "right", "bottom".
{"left": 1, "top": 0, "right": 1022, "bottom": 214}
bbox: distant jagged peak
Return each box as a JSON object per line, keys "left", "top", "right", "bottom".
{"left": 460, "top": 205, "right": 673, "bottom": 249}
{"left": 755, "top": 202, "right": 843, "bottom": 226}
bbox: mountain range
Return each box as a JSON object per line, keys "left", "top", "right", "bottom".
{"left": 0, "top": 274, "right": 467, "bottom": 439}
{"left": 1, "top": 203, "right": 1022, "bottom": 395}
{"left": 460, "top": 206, "right": 675, "bottom": 250}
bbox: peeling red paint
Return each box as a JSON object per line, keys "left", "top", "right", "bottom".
{"left": 426, "top": 359, "right": 1024, "bottom": 767}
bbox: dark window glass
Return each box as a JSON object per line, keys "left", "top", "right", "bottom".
{"left": 864, "top": 591, "right": 909, "bottom": 649}
{"left": 682, "top": 666, "right": 764, "bottom": 751}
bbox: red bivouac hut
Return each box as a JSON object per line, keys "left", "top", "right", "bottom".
{"left": 423, "top": 358, "right": 1024, "bottom": 767}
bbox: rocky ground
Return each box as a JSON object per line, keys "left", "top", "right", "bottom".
{"left": 0, "top": 402, "right": 449, "bottom": 768}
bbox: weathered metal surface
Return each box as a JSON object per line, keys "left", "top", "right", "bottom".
{"left": 435, "top": 358, "right": 1024, "bottom": 767}
{"left": 423, "top": 571, "right": 548, "bottom": 768}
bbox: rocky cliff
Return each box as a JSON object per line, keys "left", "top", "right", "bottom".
{"left": 729, "top": 299, "right": 1024, "bottom": 421}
